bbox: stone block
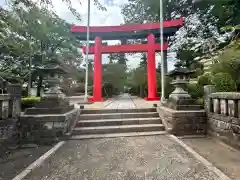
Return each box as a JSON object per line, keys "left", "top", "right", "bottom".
{"left": 20, "top": 108, "right": 79, "bottom": 144}
{"left": 157, "top": 106, "right": 207, "bottom": 136}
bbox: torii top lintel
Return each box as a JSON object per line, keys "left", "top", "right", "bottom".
{"left": 70, "top": 18, "right": 183, "bottom": 40}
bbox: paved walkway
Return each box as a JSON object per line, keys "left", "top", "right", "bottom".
{"left": 83, "top": 93, "right": 160, "bottom": 109}
{"left": 182, "top": 137, "right": 240, "bottom": 180}
{"left": 104, "top": 93, "right": 137, "bottom": 109}
{"left": 18, "top": 94, "right": 235, "bottom": 180}
{"left": 23, "top": 136, "right": 221, "bottom": 180}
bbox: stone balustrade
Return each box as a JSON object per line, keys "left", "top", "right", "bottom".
{"left": 0, "top": 84, "right": 21, "bottom": 157}
{"left": 207, "top": 92, "right": 240, "bottom": 148}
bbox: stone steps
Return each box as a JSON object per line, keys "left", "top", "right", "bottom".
{"left": 76, "top": 117, "right": 162, "bottom": 127}
{"left": 80, "top": 112, "right": 159, "bottom": 120}
{"left": 71, "top": 108, "right": 165, "bottom": 139}
{"left": 81, "top": 108, "right": 156, "bottom": 114}
{"left": 70, "top": 131, "right": 167, "bottom": 140}
{"left": 72, "top": 124, "right": 165, "bottom": 135}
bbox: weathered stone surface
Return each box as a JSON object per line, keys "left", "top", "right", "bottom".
{"left": 24, "top": 136, "right": 220, "bottom": 180}
{"left": 20, "top": 108, "right": 79, "bottom": 144}
{"left": 207, "top": 112, "right": 240, "bottom": 149}
{"left": 24, "top": 105, "right": 74, "bottom": 115}
{"left": 158, "top": 106, "right": 206, "bottom": 136}
{"left": 209, "top": 92, "right": 240, "bottom": 99}
{"left": 0, "top": 119, "right": 19, "bottom": 157}
{"left": 204, "top": 85, "right": 216, "bottom": 111}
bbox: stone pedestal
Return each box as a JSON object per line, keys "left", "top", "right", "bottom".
{"left": 160, "top": 65, "right": 206, "bottom": 135}
{"left": 20, "top": 67, "right": 79, "bottom": 144}
{"left": 157, "top": 106, "right": 206, "bottom": 135}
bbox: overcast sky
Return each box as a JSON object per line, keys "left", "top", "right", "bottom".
{"left": 0, "top": 0, "right": 175, "bottom": 70}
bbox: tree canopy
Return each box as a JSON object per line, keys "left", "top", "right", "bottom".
{"left": 121, "top": 0, "right": 240, "bottom": 60}
{"left": 0, "top": 2, "right": 83, "bottom": 93}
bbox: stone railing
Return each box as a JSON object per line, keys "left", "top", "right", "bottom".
{"left": 208, "top": 92, "right": 240, "bottom": 148}
{"left": 0, "top": 84, "right": 22, "bottom": 157}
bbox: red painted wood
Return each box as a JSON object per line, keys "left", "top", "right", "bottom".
{"left": 93, "top": 36, "right": 103, "bottom": 102}
{"left": 82, "top": 42, "right": 168, "bottom": 54}
{"left": 146, "top": 34, "right": 159, "bottom": 100}
{"left": 71, "top": 18, "right": 183, "bottom": 33}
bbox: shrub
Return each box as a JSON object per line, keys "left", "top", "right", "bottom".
{"left": 212, "top": 72, "right": 237, "bottom": 92}
{"left": 197, "top": 98, "right": 204, "bottom": 105}
{"left": 186, "top": 83, "right": 204, "bottom": 99}
{"left": 21, "top": 97, "right": 41, "bottom": 111}
{"left": 198, "top": 73, "right": 212, "bottom": 86}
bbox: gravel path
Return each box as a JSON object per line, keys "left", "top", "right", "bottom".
{"left": 24, "top": 135, "right": 221, "bottom": 180}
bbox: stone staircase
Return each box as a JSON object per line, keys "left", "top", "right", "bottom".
{"left": 71, "top": 108, "right": 166, "bottom": 139}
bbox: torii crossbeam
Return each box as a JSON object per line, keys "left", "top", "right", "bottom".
{"left": 71, "top": 18, "right": 183, "bottom": 102}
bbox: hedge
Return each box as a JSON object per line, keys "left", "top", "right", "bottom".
{"left": 21, "top": 97, "right": 41, "bottom": 111}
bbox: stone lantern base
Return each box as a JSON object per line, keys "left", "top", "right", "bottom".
{"left": 166, "top": 96, "right": 203, "bottom": 110}
{"left": 20, "top": 84, "right": 79, "bottom": 145}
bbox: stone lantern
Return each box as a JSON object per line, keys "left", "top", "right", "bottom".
{"left": 21, "top": 62, "right": 79, "bottom": 144}
{"left": 166, "top": 62, "right": 202, "bottom": 110}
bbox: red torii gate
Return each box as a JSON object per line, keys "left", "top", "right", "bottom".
{"left": 71, "top": 18, "right": 183, "bottom": 102}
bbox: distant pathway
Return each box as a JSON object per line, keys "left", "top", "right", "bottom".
{"left": 104, "top": 93, "right": 137, "bottom": 109}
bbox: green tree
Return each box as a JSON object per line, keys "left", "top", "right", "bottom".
{"left": 212, "top": 72, "right": 237, "bottom": 92}
{"left": 121, "top": 0, "right": 240, "bottom": 61}
{"left": 0, "top": 5, "right": 83, "bottom": 95}
{"left": 211, "top": 44, "right": 240, "bottom": 90}
{"left": 130, "top": 67, "right": 147, "bottom": 97}
{"left": 103, "top": 63, "right": 127, "bottom": 94}
{"left": 3, "top": 0, "right": 106, "bottom": 21}
{"left": 139, "top": 53, "right": 147, "bottom": 69}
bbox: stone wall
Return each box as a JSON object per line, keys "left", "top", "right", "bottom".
{"left": 20, "top": 108, "right": 80, "bottom": 145}
{"left": 157, "top": 106, "right": 206, "bottom": 136}
{"left": 0, "top": 120, "right": 19, "bottom": 157}
{"left": 206, "top": 92, "right": 240, "bottom": 149}
{"left": 0, "top": 84, "right": 22, "bottom": 157}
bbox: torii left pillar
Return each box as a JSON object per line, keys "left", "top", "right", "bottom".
{"left": 144, "top": 34, "right": 160, "bottom": 101}
{"left": 91, "top": 36, "right": 103, "bottom": 102}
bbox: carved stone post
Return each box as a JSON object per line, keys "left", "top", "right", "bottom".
{"left": 7, "top": 84, "right": 22, "bottom": 118}
{"left": 216, "top": 98, "right": 221, "bottom": 114}
{"left": 224, "top": 99, "right": 229, "bottom": 116}
{"left": 204, "top": 85, "right": 216, "bottom": 112}
{"left": 233, "top": 99, "right": 239, "bottom": 118}
{"left": 0, "top": 94, "right": 10, "bottom": 120}
{"left": 209, "top": 98, "right": 213, "bottom": 113}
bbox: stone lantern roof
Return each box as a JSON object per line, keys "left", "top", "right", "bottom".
{"left": 167, "top": 67, "right": 195, "bottom": 77}
{"left": 36, "top": 64, "right": 68, "bottom": 75}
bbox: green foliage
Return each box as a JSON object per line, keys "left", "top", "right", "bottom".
{"left": 165, "top": 76, "right": 174, "bottom": 99}
{"left": 198, "top": 73, "right": 212, "bottom": 86}
{"left": 22, "top": 97, "right": 41, "bottom": 101}
{"left": 21, "top": 97, "right": 40, "bottom": 111}
{"left": 103, "top": 63, "right": 126, "bottom": 91}
{"left": 139, "top": 53, "right": 147, "bottom": 69}
{"left": 197, "top": 98, "right": 204, "bottom": 106}
{"left": 121, "top": 0, "right": 240, "bottom": 63}
{"left": 5, "top": 0, "right": 106, "bottom": 21}
{"left": 211, "top": 45, "right": 240, "bottom": 90}
{"left": 108, "top": 53, "right": 128, "bottom": 70}
{"left": 186, "top": 83, "right": 204, "bottom": 99}
{"left": 212, "top": 73, "right": 237, "bottom": 92}
{"left": 0, "top": 4, "right": 84, "bottom": 95}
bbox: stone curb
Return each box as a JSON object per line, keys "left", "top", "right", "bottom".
{"left": 168, "top": 135, "right": 232, "bottom": 180}
{"left": 12, "top": 141, "right": 65, "bottom": 180}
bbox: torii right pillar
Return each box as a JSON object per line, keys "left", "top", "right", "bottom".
{"left": 145, "top": 34, "right": 160, "bottom": 101}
